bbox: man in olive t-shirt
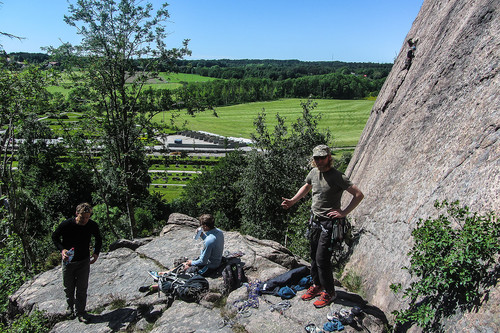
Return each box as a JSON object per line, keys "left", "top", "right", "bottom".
{"left": 281, "top": 145, "right": 364, "bottom": 308}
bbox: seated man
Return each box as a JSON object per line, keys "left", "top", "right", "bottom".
{"left": 140, "top": 214, "right": 224, "bottom": 293}
{"left": 183, "top": 213, "right": 225, "bottom": 276}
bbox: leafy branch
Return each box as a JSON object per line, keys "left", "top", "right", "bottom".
{"left": 390, "top": 200, "right": 499, "bottom": 332}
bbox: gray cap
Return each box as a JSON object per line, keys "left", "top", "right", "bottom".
{"left": 312, "top": 144, "right": 330, "bottom": 157}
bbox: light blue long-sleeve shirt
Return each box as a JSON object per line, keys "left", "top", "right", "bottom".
{"left": 191, "top": 228, "right": 224, "bottom": 269}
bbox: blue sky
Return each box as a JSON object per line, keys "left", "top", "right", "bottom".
{"left": 0, "top": 0, "right": 423, "bottom": 63}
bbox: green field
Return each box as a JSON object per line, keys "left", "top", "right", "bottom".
{"left": 151, "top": 185, "right": 185, "bottom": 202}
{"left": 154, "top": 98, "right": 374, "bottom": 147}
{"left": 47, "top": 72, "right": 219, "bottom": 94}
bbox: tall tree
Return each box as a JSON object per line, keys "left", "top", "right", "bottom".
{"left": 238, "top": 99, "right": 330, "bottom": 241}
{"left": 51, "top": 0, "right": 190, "bottom": 237}
{"left": 0, "top": 63, "right": 57, "bottom": 268}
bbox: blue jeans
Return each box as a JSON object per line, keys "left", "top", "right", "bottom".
{"left": 62, "top": 258, "right": 90, "bottom": 315}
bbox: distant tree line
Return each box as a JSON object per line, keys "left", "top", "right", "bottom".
{"left": 168, "top": 72, "right": 383, "bottom": 111}
{"left": 170, "top": 59, "right": 392, "bottom": 80}
{"left": 4, "top": 52, "right": 49, "bottom": 64}
{"left": 5, "top": 54, "right": 392, "bottom": 82}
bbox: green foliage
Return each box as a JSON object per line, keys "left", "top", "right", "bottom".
{"left": 173, "top": 150, "right": 247, "bottom": 230}
{"left": 0, "top": 309, "right": 51, "bottom": 333}
{"left": 91, "top": 204, "right": 129, "bottom": 249}
{"left": 0, "top": 234, "right": 30, "bottom": 313}
{"left": 285, "top": 199, "right": 312, "bottom": 260}
{"left": 341, "top": 271, "right": 364, "bottom": 296}
{"left": 391, "top": 200, "right": 499, "bottom": 332}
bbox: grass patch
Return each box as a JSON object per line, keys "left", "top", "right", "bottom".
{"left": 150, "top": 185, "right": 185, "bottom": 202}
{"left": 109, "top": 297, "right": 127, "bottom": 310}
{"left": 341, "top": 271, "right": 365, "bottom": 297}
{"left": 158, "top": 72, "right": 219, "bottom": 83}
{"left": 155, "top": 98, "right": 373, "bottom": 147}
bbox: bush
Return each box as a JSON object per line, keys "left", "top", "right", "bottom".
{"left": 0, "top": 309, "right": 51, "bottom": 333}
{"left": 390, "top": 200, "right": 499, "bottom": 332}
{"left": 0, "top": 234, "right": 30, "bottom": 313}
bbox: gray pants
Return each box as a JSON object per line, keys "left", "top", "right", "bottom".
{"left": 62, "top": 258, "right": 90, "bottom": 316}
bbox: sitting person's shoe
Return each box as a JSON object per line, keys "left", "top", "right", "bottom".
{"left": 139, "top": 285, "right": 151, "bottom": 292}
{"left": 313, "top": 291, "right": 336, "bottom": 308}
{"left": 301, "top": 284, "right": 323, "bottom": 301}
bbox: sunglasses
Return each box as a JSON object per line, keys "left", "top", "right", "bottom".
{"left": 313, "top": 156, "right": 327, "bottom": 160}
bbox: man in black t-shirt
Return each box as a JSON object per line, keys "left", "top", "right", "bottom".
{"left": 52, "top": 202, "right": 102, "bottom": 323}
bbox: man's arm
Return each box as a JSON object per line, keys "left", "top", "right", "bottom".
{"left": 326, "top": 185, "right": 364, "bottom": 219}
{"left": 191, "top": 237, "right": 214, "bottom": 267}
{"left": 52, "top": 222, "right": 69, "bottom": 261}
{"left": 281, "top": 183, "right": 312, "bottom": 209}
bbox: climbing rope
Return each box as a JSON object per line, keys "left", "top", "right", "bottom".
{"left": 232, "top": 280, "right": 260, "bottom": 317}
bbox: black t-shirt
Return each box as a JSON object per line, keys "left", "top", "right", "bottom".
{"left": 52, "top": 217, "right": 102, "bottom": 262}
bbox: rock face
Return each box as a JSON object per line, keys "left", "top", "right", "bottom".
{"left": 343, "top": 0, "right": 499, "bottom": 330}
{"left": 9, "top": 213, "right": 389, "bottom": 332}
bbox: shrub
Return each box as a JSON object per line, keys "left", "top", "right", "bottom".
{"left": 0, "top": 309, "right": 51, "bottom": 333}
{"left": 390, "top": 200, "right": 499, "bottom": 332}
{"left": 0, "top": 234, "right": 30, "bottom": 313}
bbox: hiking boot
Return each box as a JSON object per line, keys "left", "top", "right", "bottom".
{"left": 301, "top": 285, "right": 323, "bottom": 301}
{"left": 77, "top": 313, "right": 91, "bottom": 324}
{"left": 313, "top": 291, "right": 336, "bottom": 308}
{"left": 65, "top": 306, "right": 75, "bottom": 319}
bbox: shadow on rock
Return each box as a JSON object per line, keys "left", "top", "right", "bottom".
{"left": 88, "top": 307, "right": 136, "bottom": 331}
{"left": 335, "top": 290, "right": 389, "bottom": 326}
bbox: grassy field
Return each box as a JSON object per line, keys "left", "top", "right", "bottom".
{"left": 151, "top": 185, "right": 185, "bottom": 202}
{"left": 46, "top": 72, "right": 219, "bottom": 94}
{"left": 154, "top": 98, "right": 374, "bottom": 147}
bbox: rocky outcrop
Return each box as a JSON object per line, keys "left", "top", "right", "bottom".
{"left": 343, "top": 0, "right": 499, "bottom": 330}
{"left": 9, "top": 213, "right": 389, "bottom": 332}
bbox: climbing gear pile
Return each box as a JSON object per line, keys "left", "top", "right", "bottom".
{"left": 232, "top": 280, "right": 260, "bottom": 317}
{"left": 305, "top": 323, "right": 325, "bottom": 333}
{"left": 268, "top": 300, "right": 291, "bottom": 314}
{"left": 327, "top": 308, "right": 354, "bottom": 325}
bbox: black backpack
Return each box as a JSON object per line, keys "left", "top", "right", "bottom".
{"left": 222, "top": 262, "right": 247, "bottom": 295}
{"left": 159, "top": 272, "right": 209, "bottom": 303}
{"left": 176, "top": 274, "right": 210, "bottom": 302}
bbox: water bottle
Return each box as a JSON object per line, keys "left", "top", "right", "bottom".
{"left": 193, "top": 227, "right": 202, "bottom": 240}
{"left": 64, "top": 248, "right": 74, "bottom": 265}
